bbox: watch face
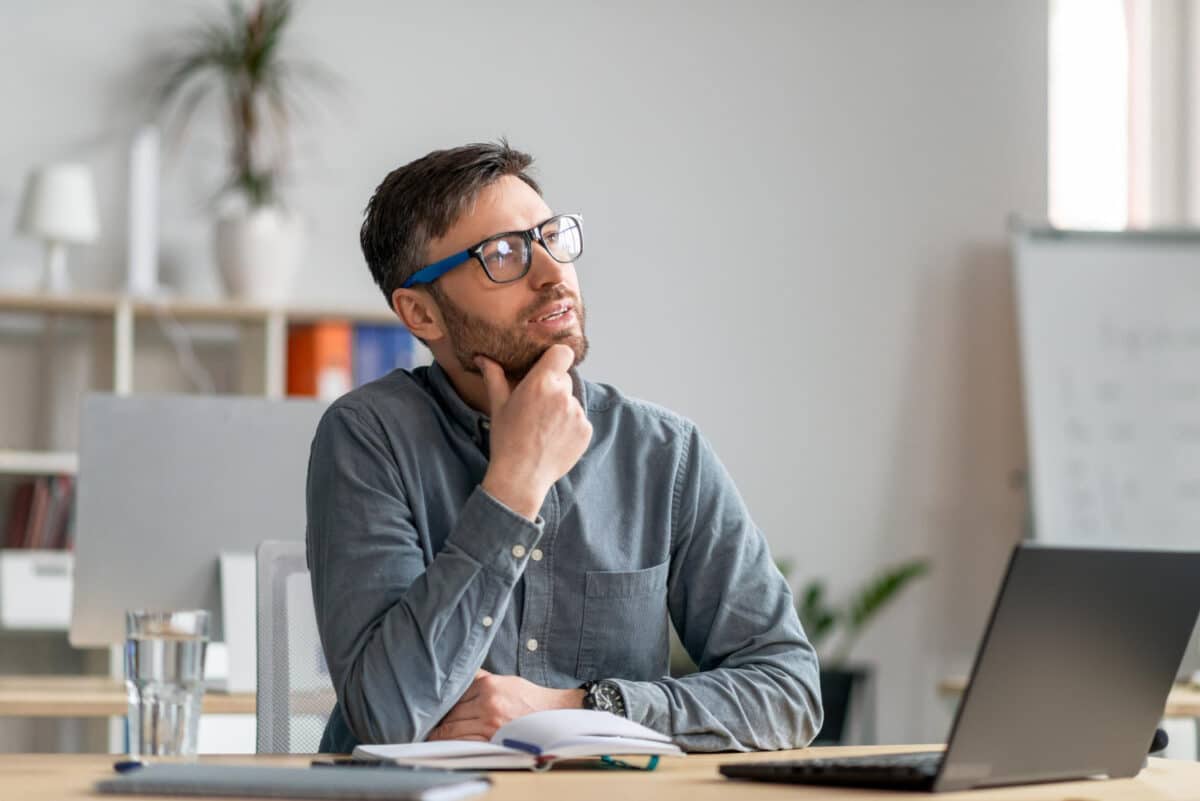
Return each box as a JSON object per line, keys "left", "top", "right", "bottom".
{"left": 590, "top": 681, "right": 625, "bottom": 716}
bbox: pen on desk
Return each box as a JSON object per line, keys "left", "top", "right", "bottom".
{"left": 112, "top": 759, "right": 146, "bottom": 773}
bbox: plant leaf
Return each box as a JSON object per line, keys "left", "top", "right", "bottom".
{"left": 796, "top": 580, "right": 838, "bottom": 651}
{"left": 147, "top": 0, "right": 335, "bottom": 206}
{"left": 845, "top": 559, "right": 930, "bottom": 634}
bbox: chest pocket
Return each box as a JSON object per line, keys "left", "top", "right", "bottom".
{"left": 575, "top": 560, "right": 670, "bottom": 681}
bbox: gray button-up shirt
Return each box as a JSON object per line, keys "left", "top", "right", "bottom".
{"left": 306, "top": 362, "right": 822, "bottom": 753}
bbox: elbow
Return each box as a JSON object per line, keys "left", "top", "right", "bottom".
{"left": 335, "top": 659, "right": 422, "bottom": 746}
{"left": 793, "top": 668, "right": 824, "bottom": 748}
{"left": 758, "top": 648, "right": 824, "bottom": 750}
{"left": 786, "top": 644, "right": 824, "bottom": 748}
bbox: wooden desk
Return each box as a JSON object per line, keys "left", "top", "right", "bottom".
{"left": 938, "top": 678, "right": 1200, "bottom": 717}
{"left": 0, "top": 676, "right": 255, "bottom": 717}
{"left": 5, "top": 748, "right": 1200, "bottom": 801}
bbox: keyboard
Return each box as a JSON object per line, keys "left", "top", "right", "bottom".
{"left": 719, "top": 751, "right": 944, "bottom": 791}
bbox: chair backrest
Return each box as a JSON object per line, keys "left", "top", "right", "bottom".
{"left": 256, "top": 540, "right": 336, "bottom": 753}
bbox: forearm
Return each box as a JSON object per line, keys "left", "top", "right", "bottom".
{"left": 651, "top": 424, "right": 824, "bottom": 751}
{"left": 314, "top": 487, "right": 543, "bottom": 744}
{"left": 608, "top": 652, "right": 823, "bottom": 752}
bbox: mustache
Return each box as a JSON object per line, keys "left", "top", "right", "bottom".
{"left": 519, "top": 287, "right": 580, "bottom": 320}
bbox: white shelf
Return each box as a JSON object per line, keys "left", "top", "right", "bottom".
{"left": 0, "top": 290, "right": 399, "bottom": 325}
{"left": 0, "top": 289, "right": 405, "bottom": 400}
{"left": 0, "top": 450, "right": 78, "bottom": 476}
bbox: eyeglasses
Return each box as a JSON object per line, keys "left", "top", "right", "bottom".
{"left": 402, "top": 213, "right": 584, "bottom": 289}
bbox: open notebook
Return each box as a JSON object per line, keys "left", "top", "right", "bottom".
{"left": 353, "top": 709, "right": 684, "bottom": 770}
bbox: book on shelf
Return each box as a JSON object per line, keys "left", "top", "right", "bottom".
{"left": 42, "top": 475, "right": 74, "bottom": 549}
{"left": 288, "top": 320, "right": 416, "bottom": 401}
{"left": 352, "top": 709, "right": 683, "bottom": 771}
{"left": 287, "top": 322, "right": 353, "bottom": 401}
{"left": 2, "top": 475, "right": 75, "bottom": 550}
{"left": 3, "top": 482, "right": 33, "bottom": 549}
{"left": 353, "top": 323, "right": 416, "bottom": 386}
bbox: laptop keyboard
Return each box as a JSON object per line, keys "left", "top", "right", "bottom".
{"left": 720, "top": 751, "right": 943, "bottom": 790}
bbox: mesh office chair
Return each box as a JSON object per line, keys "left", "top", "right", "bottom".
{"left": 256, "top": 540, "right": 337, "bottom": 753}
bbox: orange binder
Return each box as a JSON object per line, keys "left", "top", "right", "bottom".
{"left": 287, "top": 321, "right": 353, "bottom": 400}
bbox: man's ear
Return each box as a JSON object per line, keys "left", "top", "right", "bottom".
{"left": 392, "top": 287, "right": 445, "bottom": 342}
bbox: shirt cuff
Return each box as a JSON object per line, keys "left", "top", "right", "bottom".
{"left": 605, "top": 678, "right": 671, "bottom": 737}
{"left": 444, "top": 485, "right": 545, "bottom": 581}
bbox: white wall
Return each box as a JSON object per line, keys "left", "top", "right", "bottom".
{"left": 0, "top": 1, "right": 1047, "bottom": 744}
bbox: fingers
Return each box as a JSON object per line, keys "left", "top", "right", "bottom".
{"left": 441, "top": 668, "right": 493, "bottom": 723}
{"left": 531, "top": 344, "right": 575, "bottom": 377}
{"left": 436, "top": 700, "right": 484, "bottom": 726}
{"left": 426, "top": 716, "right": 499, "bottom": 742}
{"left": 475, "top": 356, "right": 510, "bottom": 414}
{"left": 456, "top": 671, "right": 491, "bottom": 706}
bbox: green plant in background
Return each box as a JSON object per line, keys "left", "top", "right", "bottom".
{"left": 779, "top": 558, "right": 930, "bottom": 666}
{"left": 154, "top": 0, "right": 337, "bottom": 208}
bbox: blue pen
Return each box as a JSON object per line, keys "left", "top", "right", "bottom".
{"left": 500, "top": 738, "right": 542, "bottom": 756}
{"left": 113, "top": 759, "right": 146, "bottom": 773}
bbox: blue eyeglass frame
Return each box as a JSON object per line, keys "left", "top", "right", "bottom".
{"left": 401, "top": 213, "right": 583, "bottom": 289}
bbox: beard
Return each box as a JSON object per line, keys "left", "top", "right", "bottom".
{"left": 429, "top": 284, "right": 589, "bottom": 382}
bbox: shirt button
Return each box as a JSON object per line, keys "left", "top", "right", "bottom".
{"left": 481, "top": 616, "right": 494, "bottom": 628}
{"left": 526, "top": 638, "right": 539, "bottom": 652}
{"left": 481, "top": 420, "right": 490, "bottom": 430}
{"left": 530, "top": 549, "right": 543, "bottom": 562}
{"left": 511, "top": 544, "right": 527, "bottom": 559}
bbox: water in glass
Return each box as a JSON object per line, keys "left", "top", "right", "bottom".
{"left": 125, "top": 611, "right": 209, "bottom": 757}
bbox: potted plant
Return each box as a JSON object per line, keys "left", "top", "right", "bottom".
{"left": 787, "top": 558, "right": 930, "bottom": 744}
{"left": 154, "top": 0, "right": 334, "bottom": 303}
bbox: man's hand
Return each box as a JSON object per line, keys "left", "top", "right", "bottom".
{"left": 477, "top": 344, "right": 592, "bottom": 520}
{"left": 427, "top": 670, "right": 585, "bottom": 742}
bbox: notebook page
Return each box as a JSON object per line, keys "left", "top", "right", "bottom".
{"left": 494, "top": 709, "right": 673, "bottom": 753}
{"left": 543, "top": 735, "right": 685, "bottom": 759}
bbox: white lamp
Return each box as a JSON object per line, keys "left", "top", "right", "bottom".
{"left": 16, "top": 163, "right": 100, "bottom": 293}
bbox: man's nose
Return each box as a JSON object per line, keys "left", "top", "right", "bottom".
{"left": 527, "top": 242, "right": 573, "bottom": 290}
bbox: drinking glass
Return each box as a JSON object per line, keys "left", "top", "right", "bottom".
{"left": 124, "top": 609, "right": 209, "bottom": 757}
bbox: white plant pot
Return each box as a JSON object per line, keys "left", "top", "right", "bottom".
{"left": 214, "top": 207, "right": 304, "bottom": 304}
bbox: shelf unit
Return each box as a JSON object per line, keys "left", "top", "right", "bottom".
{"left": 0, "top": 290, "right": 399, "bottom": 402}
{"left": 0, "top": 289, "right": 413, "bottom": 751}
{"left": 0, "top": 451, "right": 78, "bottom": 476}
{"left": 0, "top": 289, "right": 408, "bottom": 629}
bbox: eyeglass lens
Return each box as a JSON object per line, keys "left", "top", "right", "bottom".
{"left": 478, "top": 216, "right": 582, "bottom": 282}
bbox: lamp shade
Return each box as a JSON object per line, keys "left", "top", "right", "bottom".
{"left": 16, "top": 163, "right": 100, "bottom": 244}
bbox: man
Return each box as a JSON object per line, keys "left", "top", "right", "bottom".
{"left": 308, "top": 142, "right": 822, "bottom": 753}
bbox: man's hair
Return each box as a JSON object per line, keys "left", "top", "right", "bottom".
{"left": 360, "top": 141, "right": 542, "bottom": 304}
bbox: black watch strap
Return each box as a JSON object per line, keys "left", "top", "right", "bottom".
{"left": 579, "top": 679, "right": 627, "bottom": 718}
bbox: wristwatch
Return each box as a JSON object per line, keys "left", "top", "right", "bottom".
{"left": 580, "top": 679, "right": 627, "bottom": 717}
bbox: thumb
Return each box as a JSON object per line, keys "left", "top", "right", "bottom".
{"left": 475, "top": 355, "right": 510, "bottom": 414}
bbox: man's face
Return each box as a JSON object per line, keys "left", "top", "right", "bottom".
{"left": 421, "top": 176, "right": 588, "bottom": 381}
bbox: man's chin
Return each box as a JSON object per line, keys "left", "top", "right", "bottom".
{"left": 506, "top": 337, "right": 589, "bottom": 381}
{"left": 456, "top": 332, "right": 588, "bottom": 380}
{"left": 549, "top": 331, "right": 587, "bottom": 363}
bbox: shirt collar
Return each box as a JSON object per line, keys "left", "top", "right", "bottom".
{"left": 427, "top": 360, "right": 488, "bottom": 441}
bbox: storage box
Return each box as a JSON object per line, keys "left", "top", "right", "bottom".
{"left": 0, "top": 549, "right": 73, "bottom": 629}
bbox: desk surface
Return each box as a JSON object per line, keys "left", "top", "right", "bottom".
{"left": 0, "top": 676, "right": 255, "bottom": 717}
{"left": 5, "top": 749, "right": 1200, "bottom": 801}
{"left": 938, "top": 678, "right": 1200, "bottom": 717}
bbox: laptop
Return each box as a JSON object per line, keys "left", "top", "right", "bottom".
{"left": 721, "top": 545, "right": 1200, "bottom": 792}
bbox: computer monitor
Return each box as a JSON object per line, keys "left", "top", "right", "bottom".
{"left": 69, "top": 393, "right": 327, "bottom": 647}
